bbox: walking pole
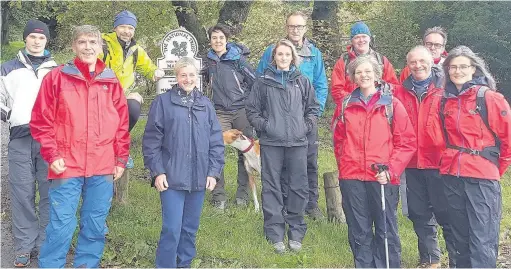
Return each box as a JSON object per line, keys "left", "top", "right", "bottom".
{"left": 372, "top": 164, "right": 390, "bottom": 269}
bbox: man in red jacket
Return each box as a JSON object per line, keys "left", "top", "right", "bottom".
{"left": 330, "top": 21, "right": 398, "bottom": 105}
{"left": 394, "top": 46, "right": 455, "bottom": 268}
{"left": 29, "top": 25, "right": 130, "bottom": 268}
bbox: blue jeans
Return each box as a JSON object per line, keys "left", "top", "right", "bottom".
{"left": 38, "top": 175, "right": 114, "bottom": 268}
{"left": 156, "top": 189, "right": 205, "bottom": 268}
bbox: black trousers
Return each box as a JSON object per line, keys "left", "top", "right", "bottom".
{"left": 261, "top": 145, "right": 308, "bottom": 243}
{"left": 340, "top": 179, "right": 401, "bottom": 268}
{"left": 127, "top": 99, "right": 141, "bottom": 132}
{"left": 442, "top": 175, "right": 502, "bottom": 268}
{"left": 405, "top": 168, "right": 456, "bottom": 266}
{"left": 282, "top": 123, "right": 319, "bottom": 211}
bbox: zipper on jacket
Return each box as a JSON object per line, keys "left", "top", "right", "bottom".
{"left": 232, "top": 70, "right": 244, "bottom": 94}
{"left": 189, "top": 106, "right": 193, "bottom": 190}
{"left": 456, "top": 98, "right": 462, "bottom": 177}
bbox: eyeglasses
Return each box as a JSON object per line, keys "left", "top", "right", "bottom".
{"left": 287, "top": 25, "right": 306, "bottom": 31}
{"left": 448, "top": 65, "right": 473, "bottom": 72}
{"left": 424, "top": 42, "right": 444, "bottom": 49}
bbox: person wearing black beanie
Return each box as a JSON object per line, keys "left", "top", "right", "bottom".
{"left": 0, "top": 19, "right": 57, "bottom": 267}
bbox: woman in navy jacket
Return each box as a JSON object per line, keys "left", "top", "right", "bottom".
{"left": 142, "top": 57, "right": 225, "bottom": 268}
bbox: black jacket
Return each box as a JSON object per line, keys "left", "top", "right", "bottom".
{"left": 245, "top": 65, "right": 319, "bottom": 147}
{"left": 203, "top": 42, "right": 256, "bottom": 111}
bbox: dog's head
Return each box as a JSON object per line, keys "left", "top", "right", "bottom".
{"left": 223, "top": 129, "right": 243, "bottom": 145}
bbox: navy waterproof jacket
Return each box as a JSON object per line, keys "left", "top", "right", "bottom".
{"left": 142, "top": 85, "right": 225, "bottom": 191}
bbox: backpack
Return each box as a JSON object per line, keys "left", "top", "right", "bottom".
{"left": 332, "top": 83, "right": 394, "bottom": 132}
{"left": 102, "top": 42, "right": 138, "bottom": 70}
{"left": 342, "top": 51, "right": 384, "bottom": 76}
{"left": 439, "top": 86, "right": 501, "bottom": 166}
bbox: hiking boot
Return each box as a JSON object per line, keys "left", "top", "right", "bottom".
{"left": 288, "top": 240, "right": 302, "bottom": 252}
{"left": 212, "top": 200, "right": 226, "bottom": 210}
{"left": 126, "top": 155, "right": 134, "bottom": 169}
{"left": 235, "top": 198, "right": 248, "bottom": 207}
{"left": 273, "top": 242, "right": 286, "bottom": 254}
{"left": 30, "top": 248, "right": 39, "bottom": 259}
{"left": 429, "top": 263, "right": 440, "bottom": 269}
{"left": 14, "top": 253, "right": 30, "bottom": 267}
{"left": 306, "top": 207, "right": 325, "bottom": 220}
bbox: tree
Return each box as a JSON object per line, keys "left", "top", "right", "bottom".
{"left": 172, "top": 1, "right": 209, "bottom": 57}
{"left": 217, "top": 1, "right": 254, "bottom": 36}
{"left": 1, "top": 1, "right": 11, "bottom": 45}
{"left": 311, "top": 0, "right": 340, "bottom": 71}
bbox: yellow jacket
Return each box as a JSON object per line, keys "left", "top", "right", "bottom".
{"left": 100, "top": 32, "right": 158, "bottom": 94}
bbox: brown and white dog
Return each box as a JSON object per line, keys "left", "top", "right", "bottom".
{"left": 222, "top": 129, "right": 261, "bottom": 212}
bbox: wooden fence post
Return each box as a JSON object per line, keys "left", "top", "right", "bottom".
{"left": 114, "top": 170, "right": 129, "bottom": 204}
{"left": 323, "top": 171, "right": 345, "bottom": 223}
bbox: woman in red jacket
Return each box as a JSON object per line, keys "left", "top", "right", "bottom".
{"left": 332, "top": 55, "right": 416, "bottom": 268}
{"left": 432, "top": 46, "right": 511, "bottom": 268}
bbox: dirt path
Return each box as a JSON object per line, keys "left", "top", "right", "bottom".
{"left": 1, "top": 124, "right": 18, "bottom": 268}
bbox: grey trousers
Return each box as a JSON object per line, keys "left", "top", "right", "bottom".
{"left": 8, "top": 135, "right": 50, "bottom": 254}
{"left": 212, "top": 108, "right": 254, "bottom": 202}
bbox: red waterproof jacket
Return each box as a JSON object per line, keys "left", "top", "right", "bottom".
{"left": 30, "top": 58, "right": 130, "bottom": 179}
{"left": 427, "top": 80, "right": 511, "bottom": 180}
{"left": 332, "top": 84, "right": 417, "bottom": 185}
{"left": 393, "top": 69, "right": 445, "bottom": 169}
{"left": 330, "top": 45, "right": 398, "bottom": 106}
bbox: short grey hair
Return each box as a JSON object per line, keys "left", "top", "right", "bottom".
{"left": 174, "top": 57, "right": 198, "bottom": 75}
{"left": 72, "top": 25, "right": 102, "bottom": 45}
{"left": 423, "top": 26, "right": 447, "bottom": 45}
{"left": 443, "top": 45, "right": 496, "bottom": 89}
{"left": 286, "top": 11, "right": 308, "bottom": 24}
{"left": 347, "top": 54, "right": 383, "bottom": 81}
{"left": 406, "top": 45, "right": 434, "bottom": 65}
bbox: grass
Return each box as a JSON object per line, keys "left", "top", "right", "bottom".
{"left": 101, "top": 114, "right": 511, "bottom": 268}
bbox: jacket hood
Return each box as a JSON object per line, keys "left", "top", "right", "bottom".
{"left": 207, "top": 42, "right": 250, "bottom": 61}
{"left": 263, "top": 65, "right": 300, "bottom": 87}
{"left": 445, "top": 76, "right": 489, "bottom": 97}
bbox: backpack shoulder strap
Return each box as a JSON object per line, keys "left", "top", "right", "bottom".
{"left": 374, "top": 51, "right": 384, "bottom": 66}
{"left": 476, "top": 86, "right": 500, "bottom": 146}
{"left": 381, "top": 84, "right": 394, "bottom": 126}
{"left": 340, "top": 94, "right": 352, "bottom": 124}
{"left": 132, "top": 48, "right": 139, "bottom": 70}
{"left": 439, "top": 95, "right": 451, "bottom": 146}
{"left": 102, "top": 40, "right": 109, "bottom": 64}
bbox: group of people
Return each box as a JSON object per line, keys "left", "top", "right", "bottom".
{"left": 0, "top": 8, "right": 509, "bottom": 269}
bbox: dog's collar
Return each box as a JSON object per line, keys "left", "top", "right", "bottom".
{"left": 241, "top": 138, "right": 255, "bottom": 153}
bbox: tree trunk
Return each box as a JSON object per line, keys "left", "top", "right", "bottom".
{"left": 1, "top": 1, "right": 11, "bottom": 45}
{"left": 323, "top": 171, "right": 345, "bottom": 224}
{"left": 311, "top": 1, "right": 340, "bottom": 71}
{"left": 217, "top": 1, "right": 253, "bottom": 37}
{"left": 172, "top": 1, "right": 209, "bottom": 57}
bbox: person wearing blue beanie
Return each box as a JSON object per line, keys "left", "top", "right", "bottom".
{"left": 330, "top": 21, "right": 399, "bottom": 106}
{"left": 114, "top": 10, "right": 138, "bottom": 29}
{"left": 350, "top": 21, "right": 371, "bottom": 39}
{"left": 100, "top": 10, "right": 164, "bottom": 169}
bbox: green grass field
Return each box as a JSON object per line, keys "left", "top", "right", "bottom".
{"left": 101, "top": 115, "right": 511, "bottom": 268}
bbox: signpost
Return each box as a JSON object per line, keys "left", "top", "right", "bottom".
{"left": 156, "top": 27, "right": 203, "bottom": 94}
{"left": 114, "top": 28, "right": 203, "bottom": 204}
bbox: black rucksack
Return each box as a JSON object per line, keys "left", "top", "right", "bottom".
{"left": 439, "top": 86, "right": 501, "bottom": 166}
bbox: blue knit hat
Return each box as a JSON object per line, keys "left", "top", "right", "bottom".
{"left": 114, "top": 10, "right": 137, "bottom": 29}
{"left": 350, "top": 21, "right": 371, "bottom": 39}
